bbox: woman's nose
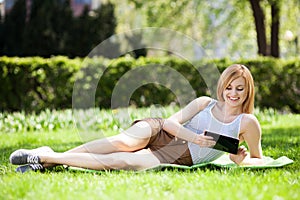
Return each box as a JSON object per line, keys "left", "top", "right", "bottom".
{"left": 231, "top": 89, "right": 238, "bottom": 95}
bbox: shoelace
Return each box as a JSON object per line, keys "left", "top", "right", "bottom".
{"left": 30, "top": 164, "right": 44, "bottom": 171}
{"left": 27, "top": 155, "right": 40, "bottom": 164}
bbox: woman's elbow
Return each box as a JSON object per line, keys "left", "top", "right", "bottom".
{"left": 163, "top": 118, "right": 180, "bottom": 132}
{"left": 163, "top": 118, "right": 174, "bottom": 129}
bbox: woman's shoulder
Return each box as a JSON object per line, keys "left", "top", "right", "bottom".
{"left": 194, "top": 96, "right": 214, "bottom": 109}
{"left": 241, "top": 113, "right": 258, "bottom": 121}
{"left": 241, "top": 113, "right": 261, "bottom": 129}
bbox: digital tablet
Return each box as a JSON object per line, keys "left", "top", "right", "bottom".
{"left": 204, "top": 131, "right": 239, "bottom": 154}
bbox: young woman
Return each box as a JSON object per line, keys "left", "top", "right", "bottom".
{"left": 10, "top": 64, "right": 263, "bottom": 172}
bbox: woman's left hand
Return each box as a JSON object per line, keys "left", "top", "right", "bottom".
{"left": 229, "top": 145, "right": 248, "bottom": 165}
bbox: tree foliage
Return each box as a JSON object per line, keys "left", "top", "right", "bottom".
{"left": 125, "top": 0, "right": 299, "bottom": 58}
{"left": 0, "top": 0, "right": 117, "bottom": 58}
{"left": 127, "top": 0, "right": 258, "bottom": 58}
{"left": 0, "top": 0, "right": 27, "bottom": 56}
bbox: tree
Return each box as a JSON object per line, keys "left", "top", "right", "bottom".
{"left": 0, "top": 0, "right": 26, "bottom": 56}
{"left": 249, "top": 0, "right": 280, "bottom": 57}
{"left": 127, "top": 0, "right": 257, "bottom": 58}
{"left": 124, "top": 0, "right": 299, "bottom": 58}
{"left": 66, "top": 2, "right": 117, "bottom": 57}
{"left": 22, "top": 0, "right": 73, "bottom": 57}
{"left": 249, "top": 0, "right": 267, "bottom": 56}
{"left": 0, "top": 0, "right": 117, "bottom": 58}
{"left": 270, "top": 0, "right": 280, "bottom": 57}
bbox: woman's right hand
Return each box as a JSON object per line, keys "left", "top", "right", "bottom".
{"left": 192, "top": 134, "right": 216, "bottom": 147}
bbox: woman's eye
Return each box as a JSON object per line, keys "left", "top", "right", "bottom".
{"left": 237, "top": 88, "right": 244, "bottom": 91}
{"left": 226, "top": 87, "right": 232, "bottom": 90}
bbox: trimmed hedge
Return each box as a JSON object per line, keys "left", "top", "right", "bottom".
{"left": 0, "top": 56, "right": 80, "bottom": 112}
{"left": 0, "top": 56, "right": 299, "bottom": 113}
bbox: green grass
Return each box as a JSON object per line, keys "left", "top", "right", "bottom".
{"left": 0, "top": 107, "right": 299, "bottom": 200}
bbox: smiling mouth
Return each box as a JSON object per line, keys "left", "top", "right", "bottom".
{"left": 228, "top": 97, "right": 239, "bottom": 101}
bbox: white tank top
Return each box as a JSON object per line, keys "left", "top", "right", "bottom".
{"left": 184, "top": 99, "right": 244, "bottom": 164}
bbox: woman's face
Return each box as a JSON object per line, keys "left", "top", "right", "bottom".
{"left": 223, "top": 77, "right": 247, "bottom": 108}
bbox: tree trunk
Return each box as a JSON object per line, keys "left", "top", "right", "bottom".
{"left": 270, "top": 1, "right": 280, "bottom": 58}
{"left": 249, "top": 0, "right": 268, "bottom": 56}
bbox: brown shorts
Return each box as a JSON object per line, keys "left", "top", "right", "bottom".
{"left": 132, "top": 118, "right": 193, "bottom": 166}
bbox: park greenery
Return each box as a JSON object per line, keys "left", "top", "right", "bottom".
{"left": 0, "top": 106, "right": 299, "bottom": 199}
{"left": 0, "top": 1, "right": 299, "bottom": 199}
{"left": 0, "top": 0, "right": 116, "bottom": 57}
{"left": 1, "top": 56, "right": 300, "bottom": 113}
{"left": 113, "top": 0, "right": 299, "bottom": 58}
{"left": 0, "top": 0, "right": 299, "bottom": 58}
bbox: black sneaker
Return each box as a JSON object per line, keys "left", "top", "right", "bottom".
{"left": 16, "top": 164, "right": 45, "bottom": 173}
{"left": 9, "top": 146, "right": 53, "bottom": 165}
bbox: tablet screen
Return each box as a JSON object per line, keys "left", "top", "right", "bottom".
{"left": 204, "top": 131, "right": 239, "bottom": 154}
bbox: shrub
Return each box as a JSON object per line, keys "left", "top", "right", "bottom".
{"left": 0, "top": 56, "right": 299, "bottom": 113}
{"left": 0, "top": 56, "right": 80, "bottom": 112}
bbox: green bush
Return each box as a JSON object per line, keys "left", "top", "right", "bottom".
{"left": 204, "top": 57, "right": 300, "bottom": 112}
{"left": 0, "top": 56, "right": 299, "bottom": 113}
{"left": 0, "top": 56, "right": 80, "bottom": 112}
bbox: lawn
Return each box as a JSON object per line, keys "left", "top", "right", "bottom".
{"left": 0, "top": 107, "right": 299, "bottom": 200}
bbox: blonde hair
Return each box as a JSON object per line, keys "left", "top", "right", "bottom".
{"left": 217, "top": 64, "right": 255, "bottom": 114}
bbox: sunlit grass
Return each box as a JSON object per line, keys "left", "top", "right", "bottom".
{"left": 0, "top": 107, "right": 299, "bottom": 200}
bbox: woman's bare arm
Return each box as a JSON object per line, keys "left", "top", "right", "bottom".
{"left": 167, "top": 96, "right": 212, "bottom": 124}
{"left": 230, "top": 114, "right": 264, "bottom": 165}
{"left": 163, "top": 96, "right": 215, "bottom": 147}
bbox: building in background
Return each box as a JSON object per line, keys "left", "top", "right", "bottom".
{"left": 71, "top": 0, "right": 101, "bottom": 16}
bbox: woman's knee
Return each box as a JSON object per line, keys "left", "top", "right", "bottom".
{"left": 132, "top": 118, "right": 164, "bottom": 136}
{"left": 108, "top": 134, "right": 148, "bottom": 151}
{"left": 108, "top": 118, "right": 163, "bottom": 151}
{"left": 124, "top": 121, "right": 152, "bottom": 139}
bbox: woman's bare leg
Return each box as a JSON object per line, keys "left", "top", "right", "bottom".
{"left": 67, "top": 121, "right": 152, "bottom": 154}
{"left": 66, "top": 121, "right": 152, "bottom": 154}
{"left": 42, "top": 121, "right": 153, "bottom": 168}
{"left": 39, "top": 149, "right": 160, "bottom": 171}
